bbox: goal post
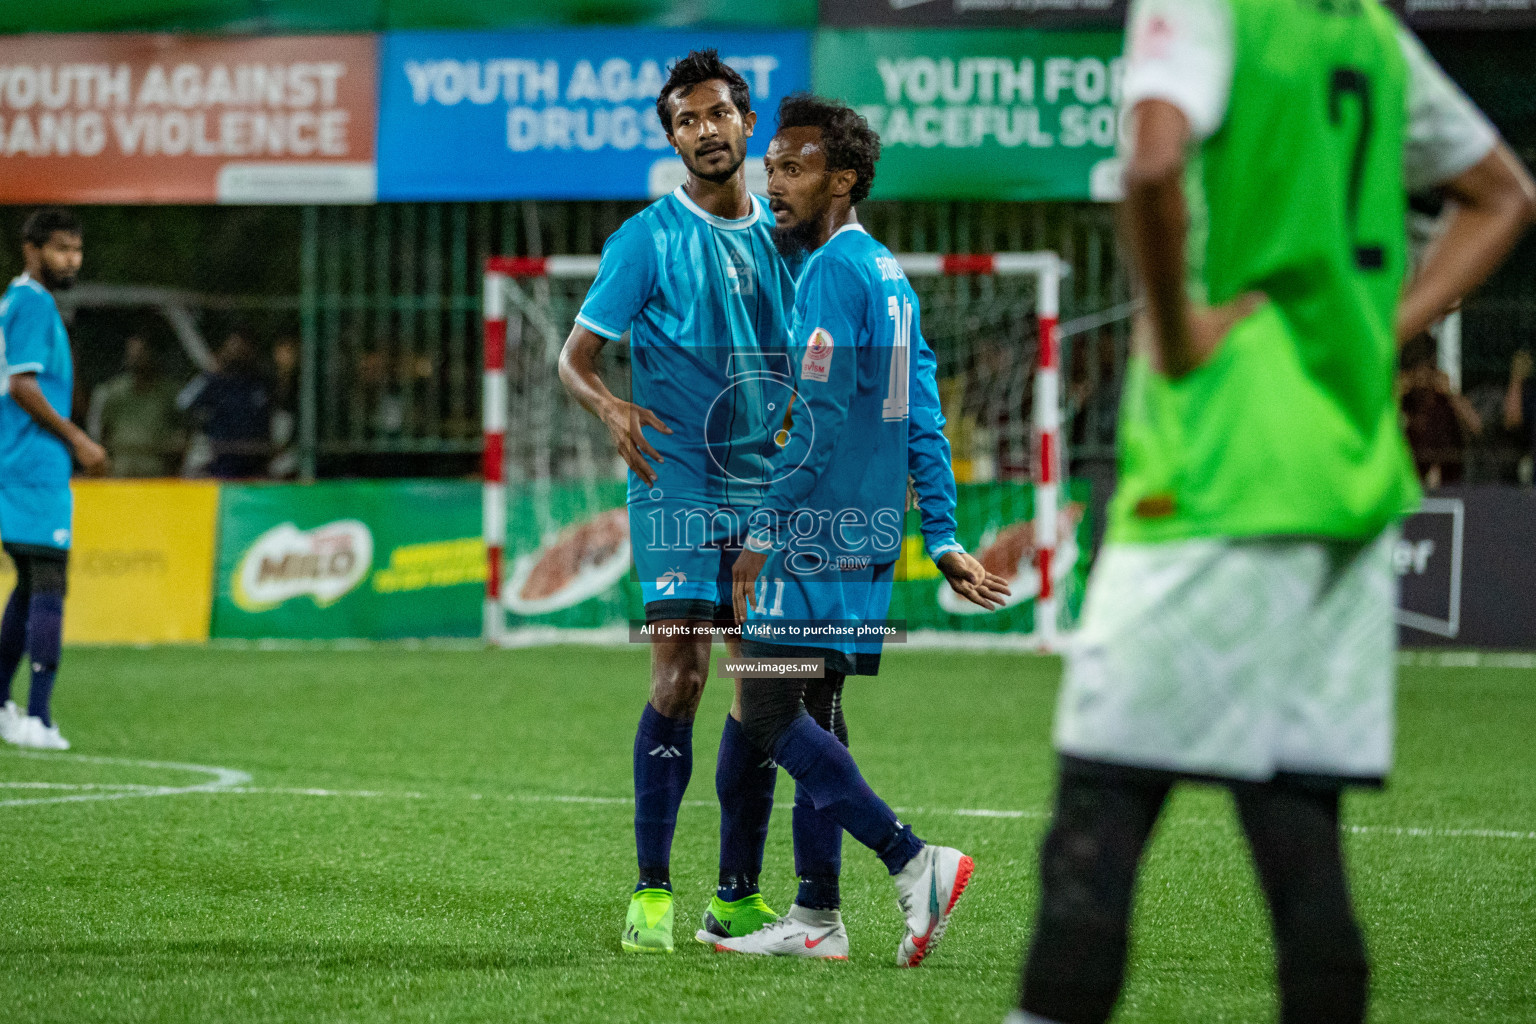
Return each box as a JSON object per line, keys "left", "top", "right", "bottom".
{"left": 482, "top": 251, "right": 1070, "bottom": 650}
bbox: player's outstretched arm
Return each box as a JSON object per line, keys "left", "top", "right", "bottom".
{"left": 1397, "top": 143, "right": 1536, "bottom": 345}
{"left": 557, "top": 324, "right": 671, "bottom": 487}
{"left": 905, "top": 332, "right": 961, "bottom": 556}
{"left": 902, "top": 331, "right": 1009, "bottom": 609}
{"left": 8, "top": 372, "right": 107, "bottom": 476}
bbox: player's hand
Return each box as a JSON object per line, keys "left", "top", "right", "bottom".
{"left": 600, "top": 399, "right": 671, "bottom": 487}
{"left": 937, "top": 550, "right": 1011, "bottom": 611}
{"left": 732, "top": 548, "right": 770, "bottom": 625}
{"left": 72, "top": 434, "right": 109, "bottom": 476}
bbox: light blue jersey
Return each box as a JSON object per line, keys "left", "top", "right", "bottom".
{"left": 0, "top": 275, "right": 72, "bottom": 489}
{"left": 0, "top": 274, "right": 74, "bottom": 551}
{"left": 749, "top": 224, "right": 959, "bottom": 565}
{"left": 742, "top": 224, "right": 960, "bottom": 673}
{"left": 577, "top": 186, "right": 798, "bottom": 509}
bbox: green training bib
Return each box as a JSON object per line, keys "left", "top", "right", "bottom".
{"left": 1111, "top": 0, "right": 1421, "bottom": 543}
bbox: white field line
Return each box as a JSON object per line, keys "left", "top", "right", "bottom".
{"left": 0, "top": 751, "right": 250, "bottom": 808}
{"left": 173, "top": 788, "right": 1536, "bottom": 842}
{"left": 3, "top": 754, "right": 1532, "bottom": 842}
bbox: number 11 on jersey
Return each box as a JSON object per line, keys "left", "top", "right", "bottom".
{"left": 883, "top": 295, "right": 911, "bottom": 421}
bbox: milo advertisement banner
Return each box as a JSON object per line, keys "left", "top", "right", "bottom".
{"left": 213, "top": 480, "right": 484, "bottom": 639}
{"left": 501, "top": 480, "right": 1092, "bottom": 635}
{"left": 813, "top": 29, "right": 1125, "bottom": 201}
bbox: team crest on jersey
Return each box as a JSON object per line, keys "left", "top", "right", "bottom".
{"left": 802, "top": 328, "right": 833, "bottom": 383}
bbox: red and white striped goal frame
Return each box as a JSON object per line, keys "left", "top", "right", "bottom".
{"left": 482, "top": 251, "right": 1066, "bottom": 649}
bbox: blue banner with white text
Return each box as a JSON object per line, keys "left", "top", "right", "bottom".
{"left": 378, "top": 29, "right": 812, "bottom": 200}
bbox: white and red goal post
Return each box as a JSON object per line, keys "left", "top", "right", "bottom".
{"left": 482, "top": 251, "right": 1067, "bottom": 650}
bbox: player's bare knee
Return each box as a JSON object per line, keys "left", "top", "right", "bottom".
{"left": 649, "top": 665, "right": 705, "bottom": 720}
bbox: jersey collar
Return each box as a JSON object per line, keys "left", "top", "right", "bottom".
{"left": 671, "top": 185, "right": 761, "bottom": 231}
{"left": 829, "top": 222, "right": 867, "bottom": 241}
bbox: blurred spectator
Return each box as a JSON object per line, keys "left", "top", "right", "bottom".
{"left": 1398, "top": 333, "right": 1482, "bottom": 488}
{"left": 178, "top": 331, "right": 271, "bottom": 479}
{"left": 268, "top": 336, "right": 300, "bottom": 479}
{"left": 86, "top": 336, "right": 184, "bottom": 477}
{"left": 1503, "top": 348, "right": 1536, "bottom": 485}
{"left": 359, "top": 347, "right": 406, "bottom": 441}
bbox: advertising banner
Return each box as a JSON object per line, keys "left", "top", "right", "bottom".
{"left": 211, "top": 480, "right": 483, "bottom": 639}
{"left": 377, "top": 29, "right": 811, "bottom": 200}
{"left": 1397, "top": 487, "right": 1536, "bottom": 649}
{"left": 0, "top": 33, "right": 377, "bottom": 204}
{"left": 814, "top": 29, "right": 1124, "bottom": 201}
{"left": 501, "top": 480, "right": 1093, "bottom": 636}
{"left": 0, "top": 481, "right": 219, "bottom": 644}
{"left": 820, "top": 0, "right": 1127, "bottom": 29}
{"left": 1395, "top": 0, "right": 1536, "bottom": 29}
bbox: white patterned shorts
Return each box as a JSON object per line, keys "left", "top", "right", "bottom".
{"left": 1054, "top": 530, "right": 1398, "bottom": 784}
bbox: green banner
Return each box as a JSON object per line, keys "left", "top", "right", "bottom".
{"left": 212, "top": 480, "right": 483, "bottom": 640}
{"left": 813, "top": 29, "right": 1125, "bottom": 201}
{"left": 891, "top": 479, "right": 1092, "bottom": 634}
{"left": 502, "top": 480, "right": 1091, "bottom": 636}
{"left": 503, "top": 480, "right": 644, "bottom": 631}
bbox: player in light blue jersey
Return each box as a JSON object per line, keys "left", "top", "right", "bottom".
{"left": 0, "top": 209, "right": 108, "bottom": 752}
{"left": 559, "top": 50, "right": 798, "bottom": 954}
{"left": 720, "top": 95, "right": 1009, "bottom": 964}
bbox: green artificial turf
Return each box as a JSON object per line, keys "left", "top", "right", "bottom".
{"left": 0, "top": 646, "right": 1532, "bottom": 1023}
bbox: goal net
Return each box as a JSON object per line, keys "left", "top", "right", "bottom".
{"left": 481, "top": 252, "right": 1088, "bottom": 649}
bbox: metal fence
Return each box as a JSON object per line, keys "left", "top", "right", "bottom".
{"left": 295, "top": 199, "right": 1133, "bottom": 479}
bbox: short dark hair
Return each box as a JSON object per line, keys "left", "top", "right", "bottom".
{"left": 657, "top": 49, "right": 751, "bottom": 135}
{"left": 775, "top": 93, "right": 881, "bottom": 205}
{"left": 22, "top": 208, "right": 81, "bottom": 247}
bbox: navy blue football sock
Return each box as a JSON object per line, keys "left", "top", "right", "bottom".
{"left": 633, "top": 702, "right": 693, "bottom": 891}
{"left": 772, "top": 714, "right": 922, "bottom": 875}
{"left": 794, "top": 781, "right": 843, "bottom": 910}
{"left": 0, "top": 584, "right": 27, "bottom": 704}
{"left": 25, "top": 592, "right": 62, "bottom": 727}
{"left": 715, "top": 713, "right": 776, "bottom": 902}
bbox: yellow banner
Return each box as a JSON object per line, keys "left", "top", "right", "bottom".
{"left": 0, "top": 481, "right": 220, "bottom": 644}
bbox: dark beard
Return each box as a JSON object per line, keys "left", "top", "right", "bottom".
{"left": 772, "top": 218, "right": 820, "bottom": 259}
{"left": 684, "top": 146, "right": 744, "bottom": 184}
{"left": 38, "top": 265, "right": 77, "bottom": 291}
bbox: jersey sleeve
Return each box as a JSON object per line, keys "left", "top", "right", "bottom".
{"left": 747, "top": 256, "right": 867, "bottom": 552}
{"left": 1120, "top": 0, "right": 1234, "bottom": 143}
{"left": 906, "top": 328, "right": 962, "bottom": 561}
{"left": 1, "top": 287, "right": 54, "bottom": 376}
{"left": 1396, "top": 27, "right": 1498, "bottom": 193}
{"left": 574, "top": 218, "right": 658, "bottom": 341}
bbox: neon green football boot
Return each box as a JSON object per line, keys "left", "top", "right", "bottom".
{"left": 621, "top": 888, "right": 675, "bottom": 953}
{"left": 695, "top": 892, "right": 779, "bottom": 944}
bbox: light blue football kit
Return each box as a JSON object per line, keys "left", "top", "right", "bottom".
{"left": 0, "top": 274, "right": 74, "bottom": 553}
{"left": 577, "top": 186, "right": 797, "bottom": 621}
{"left": 743, "top": 224, "right": 960, "bottom": 674}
